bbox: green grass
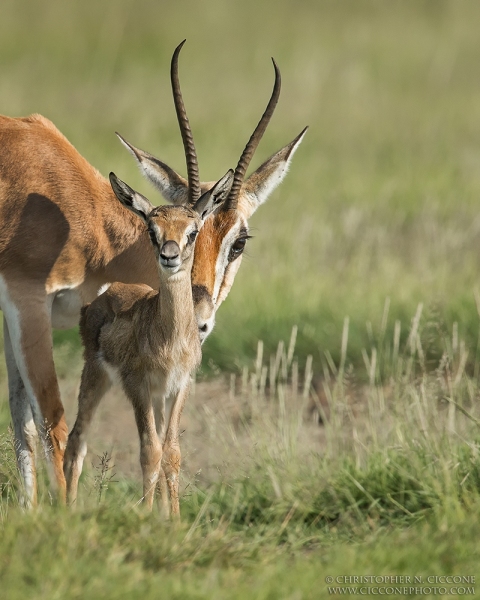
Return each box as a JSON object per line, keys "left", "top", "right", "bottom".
{"left": 2, "top": 319, "right": 480, "bottom": 598}
{"left": 2, "top": 0, "right": 480, "bottom": 597}
{"left": 3, "top": 0, "right": 480, "bottom": 371}
{"left": 1, "top": 501, "right": 479, "bottom": 600}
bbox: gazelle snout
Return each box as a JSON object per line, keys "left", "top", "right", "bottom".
{"left": 192, "top": 284, "right": 215, "bottom": 342}
{"left": 159, "top": 240, "right": 181, "bottom": 270}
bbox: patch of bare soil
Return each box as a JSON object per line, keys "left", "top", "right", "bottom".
{"left": 60, "top": 375, "right": 326, "bottom": 490}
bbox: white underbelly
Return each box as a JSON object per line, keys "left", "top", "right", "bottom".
{"left": 100, "top": 357, "right": 188, "bottom": 403}
{"left": 102, "top": 359, "right": 124, "bottom": 388}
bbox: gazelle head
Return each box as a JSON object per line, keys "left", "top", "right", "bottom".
{"left": 109, "top": 170, "right": 234, "bottom": 279}
{"left": 117, "top": 40, "right": 307, "bottom": 341}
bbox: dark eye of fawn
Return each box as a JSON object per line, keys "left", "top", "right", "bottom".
{"left": 228, "top": 237, "right": 249, "bottom": 262}
{"left": 147, "top": 227, "right": 157, "bottom": 245}
{"left": 188, "top": 230, "right": 198, "bottom": 244}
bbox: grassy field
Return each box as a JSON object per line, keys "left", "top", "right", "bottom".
{"left": 2, "top": 0, "right": 480, "bottom": 597}
{"left": 2, "top": 325, "right": 480, "bottom": 598}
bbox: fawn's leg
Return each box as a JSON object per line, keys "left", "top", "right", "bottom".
{"left": 154, "top": 395, "right": 170, "bottom": 518}
{"left": 125, "top": 376, "right": 162, "bottom": 510}
{"left": 162, "top": 381, "right": 190, "bottom": 519}
{"left": 64, "top": 359, "right": 111, "bottom": 505}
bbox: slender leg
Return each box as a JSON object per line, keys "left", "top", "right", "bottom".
{"left": 156, "top": 469, "right": 170, "bottom": 518}
{"left": 4, "top": 319, "right": 38, "bottom": 507}
{"left": 64, "top": 359, "right": 111, "bottom": 505}
{"left": 2, "top": 291, "right": 68, "bottom": 503}
{"left": 154, "top": 395, "right": 169, "bottom": 518}
{"left": 124, "top": 376, "right": 162, "bottom": 510}
{"left": 162, "top": 381, "right": 190, "bottom": 519}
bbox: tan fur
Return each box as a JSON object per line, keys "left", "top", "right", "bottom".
{"left": 0, "top": 59, "right": 305, "bottom": 505}
{"left": 64, "top": 204, "right": 204, "bottom": 513}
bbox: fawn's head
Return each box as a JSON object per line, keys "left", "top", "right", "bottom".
{"left": 109, "top": 171, "right": 234, "bottom": 279}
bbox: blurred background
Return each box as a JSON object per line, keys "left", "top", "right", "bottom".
{"left": 1, "top": 0, "right": 480, "bottom": 375}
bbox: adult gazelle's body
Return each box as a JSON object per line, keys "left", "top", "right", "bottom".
{"left": 0, "top": 41, "right": 306, "bottom": 505}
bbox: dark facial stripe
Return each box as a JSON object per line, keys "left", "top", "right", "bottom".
{"left": 192, "top": 284, "right": 211, "bottom": 305}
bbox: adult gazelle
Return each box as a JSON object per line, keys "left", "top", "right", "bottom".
{"left": 0, "top": 41, "right": 306, "bottom": 506}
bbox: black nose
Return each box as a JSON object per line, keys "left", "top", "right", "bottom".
{"left": 199, "top": 323, "right": 208, "bottom": 333}
{"left": 160, "top": 240, "right": 180, "bottom": 261}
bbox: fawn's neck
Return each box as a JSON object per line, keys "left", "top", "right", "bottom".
{"left": 155, "top": 268, "right": 197, "bottom": 341}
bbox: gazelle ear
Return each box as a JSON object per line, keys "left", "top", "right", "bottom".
{"left": 109, "top": 172, "right": 155, "bottom": 223}
{"left": 242, "top": 127, "right": 307, "bottom": 216}
{"left": 116, "top": 132, "right": 190, "bottom": 206}
{"left": 193, "top": 169, "right": 234, "bottom": 220}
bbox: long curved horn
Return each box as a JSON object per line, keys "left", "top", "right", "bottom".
{"left": 226, "top": 58, "right": 281, "bottom": 210}
{"left": 171, "top": 40, "right": 201, "bottom": 204}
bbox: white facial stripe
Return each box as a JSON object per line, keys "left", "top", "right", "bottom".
{"left": 216, "top": 256, "right": 243, "bottom": 308}
{"left": 212, "top": 220, "right": 245, "bottom": 305}
{"left": 186, "top": 224, "right": 198, "bottom": 236}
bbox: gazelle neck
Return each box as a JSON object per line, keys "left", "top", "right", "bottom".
{"left": 155, "top": 267, "right": 197, "bottom": 340}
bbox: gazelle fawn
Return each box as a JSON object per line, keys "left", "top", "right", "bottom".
{"left": 64, "top": 169, "right": 234, "bottom": 515}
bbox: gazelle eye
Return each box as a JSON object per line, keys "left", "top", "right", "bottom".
{"left": 187, "top": 230, "right": 198, "bottom": 244}
{"left": 147, "top": 227, "right": 157, "bottom": 245}
{"left": 228, "top": 237, "right": 249, "bottom": 262}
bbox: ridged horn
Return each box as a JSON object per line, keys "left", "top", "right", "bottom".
{"left": 225, "top": 58, "right": 281, "bottom": 210}
{"left": 171, "top": 40, "right": 201, "bottom": 204}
